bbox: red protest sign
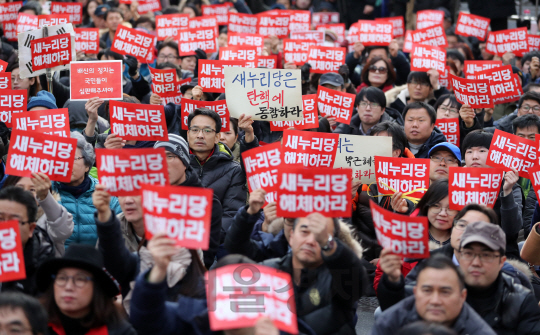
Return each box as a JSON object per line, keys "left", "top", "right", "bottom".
{"left": 290, "top": 31, "right": 324, "bottom": 43}
{"left": 348, "top": 20, "right": 393, "bottom": 46}
{"left": 370, "top": 200, "right": 430, "bottom": 258}
{"left": 181, "top": 99, "right": 230, "bottom": 132}
{"left": 110, "top": 101, "right": 168, "bottom": 141}
{"left": 316, "top": 23, "right": 345, "bottom": 42}
{"left": 486, "top": 27, "right": 528, "bottom": 57}
{"left": 228, "top": 12, "right": 258, "bottom": 34}
{"left": 403, "top": 30, "right": 413, "bottom": 53}
{"left": 219, "top": 46, "right": 258, "bottom": 61}
{"left": 50, "top": 2, "right": 82, "bottom": 24}
{"left": 493, "top": 74, "right": 523, "bottom": 105}
{"left": 137, "top": 0, "right": 161, "bottom": 14}
{"left": 281, "top": 130, "right": 338, "bottom": 168}
{"left": 307, "top": 45, "right": 346, "bottom": 74}
{"left": 530, "top": 34, "right": 540, "bottom": 51}
{"left": 487, "top": 129, "right": 536, "bottom": 178}
{"left": 227, "top": 33, "right": 264, "bottom": 55}
{"left": 242, "top": 142, "right": 281, "bottom": 203}
{"left": 96, "top": 148, "right": 168, "bottom": 196}
{"left": 438, "top": 66, "right": 452, "bottom": 89}
{"left": 410, "top": 44, "right": 446, "bottom": 74}
{"left": 37, "top": 14, "right": 70, "bottom": 28}
{"left": 288, "top": 10, "right": 311, "bottom": 31}
{"left": 455, "top": 12, "right": 490, "bottom": 41}
{"left": 0, "top": 73, "right": 10, "bottom": 89}
{"left": 160, "top": 78, "right": 190, "bottom": 106}
{"left": 0, "top": 90, "right": 27, "bottom": 127}
{"left": 283, "top": 39, "right": 317, "bottom": 66}
{"left": 70, "top": 61, "right": 123, "bottom": 100}
{"left": 6, "top": 129, "right": 76, "bottom": 182}
{"left": 477, "top": 64, "right": 521, "bottom": 100}
{"left": 0, "top": 220, "right": 26, "bottom": 282}
{"left": 270, "top": 94, "right": 319, "bottom": 131}
{"left": 16, "top": 13, "right": 37, "bottom": 34}
{"left": 411, "top": 24, "right": 447, "bottom": 48}
{"left": 276, "top": 166, "right": 351, "bottom": 218}
{"left": 178, "top": 27, "right": 217, "bottom": 56}
{"left": 155, "top": 14, "right": 190, "bottom": 41}
{"left": 316, "top": 85, "right": 354, "bottom": 124}
{"left": 12, "top": 108, "right": 69, "bottom": 137}
{"left": 142, "top": 184, "right": 213, "bottom": 250}
{"left": 149, "top": 67, "right": 177, "bottom": 97}
{"left": 198, "top": 60, "right": 246, "bottom": 93}
{"left": 529, "top": 165, "right": 540, "bottom": 203}
{"left": 0, "top": 2, "right": 22, "bottom": 22}
{"left": 74, "top": 28, "right": 99, "bottom": 54}
{"left": 30, "top": 33, "right": 72, "bottom": 72}
{"left": 202, "top": 3, "right": 232, "bottom": 25}
{"left": 206, "top": 264, "right": 297, "bottom": 333}
{"left": 449, "top": 167, "right": 504, "bottom": 210}
{"left": 189, "top": 16, "right": 217, "bottom": 29}
{"left": 312, "top": 12, "right": 339, "bottom": 26}
{"left": 416, "top": 9, "right": 444, "bottom": 29}
{"left": 464, "top": 60, "right": 503, "bottom": 79}
{"left": 111, "top": 25, "right": 155, "bottom": 63}
{"left": 375, "top": 16, "right": 404, "bottom": 38}
{"left": 435, "top": 118, "right": 459, "bottom": 146}
{"left": 257, "top": 55, "right": 277, "bottom": 69}
{"left": 375, "top": 156, "right": 429, "bottom": 199}
{"left": 2, "top": 20, "right": 17, "bottom": 41}
{"left": 450, "top": 74, "right": 493, "bottom": 108}
{"left": 257, "top": 12, "right": 290, "bottom": 38}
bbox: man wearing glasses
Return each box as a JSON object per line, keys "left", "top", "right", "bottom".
{"left": 428, "top": 142, "right": 462, "bottom": 183}
{"left": 485, "top": 91, "right": 540, "bottom": 134}
{"left": 156, "top": 42, "right": 194, "bottom": 80}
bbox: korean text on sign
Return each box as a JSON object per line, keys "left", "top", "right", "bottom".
{"left": 70, "top": 61, "right": 123, "bottom": 100}
{"left": 198, "top": 60, "right": 246, "bottom": 94}
{"left": 96, "top": 148, "right": 169, "bottom": 196}
{"left": 455, "top": 12, "right": 490, "bottom": 41}
{"left": 160, "top": 78, "right": 190, "bottom": 106}
{"left": 228, "top": 13, "right": 258, "bottom": 34}
{"left": 270, "top": 94, "right": 319, "bottom": 131}
{"left": 16, "top": 13, "right": 37, "bottom": 34}
{"left": 487, "top": 129, "right": 536, "bottom": 178}
{"left": 448, "top": 167, "right": 504, "bottom": 210}
{"left": 276, "top": 166, "right": 351, "bottom": 218}
{"left": 435, "top": 118, "right": 459, "bottom": 146}
{"left": 206, "top": 264, "right": 297, "bottom": 334}
{"left": 316, "top": 23, "right": 345, "bottom": 42}
{"left": 464, "top": 60, "right": 503, "bottom": 79}
{"left": 529, "top": 34, "right": 540, "bottom": 52}
{"left": 74, "top": 28, "right": 99, "bottom": 54}
{"left": 155, "top": 14, "right": 189, "bottom": 40}
{"left": 410, "top": 44, "right": 446, "bottom": 74}
{"left": 224, "top": 67, "right": 303, "bottom": 121}
{"left": 31, "top": 33, "right": 72, "bottom": 72}
{"left": 403, "top": 30, "right": 413, "bottom": 53}
{"left": 375, "top": 156, "right": 429, "bottom": 199}
{"left": 0, "top": 73, "right": 9, "bottom": 90}
{"left": 411, "top": 24, "right": 448, "bottom": 48}
{"left": 477, "top": 64, "right": 520, "bottom": 100}
{"left": 111, "top": 25, "right": 154, "bottom": 63}
{"left": 528, "top": 165, "right": 540, "bottom": 203}
{"left": 137, "top": 0, "right": 161, "bottom": 14}
{"left": 438, "top": 66, "right": 451, "bottom": 89}
{"left": 227, "top": 33, "right": 264, "bottom": 55}
{"left": 219, "top": 46, "right": 258, "bottom": 61}
{"left": 370, "top": 201, "right": 430, "bottom": 258}
{"left": 149, "top": 67, "right": 178, "bottom": 98}
{"left": 50, "top": 2, "right": 82, "bottom": 24}
{"left": 486, "top": 27, "right": 528, "bottom": 57}
{"left": 178, "top": 27, "right": 217, "bottom": 56}
{"left": 202, "top": 3, "right": 232, "bottom": 25}
{"left": 450, "top": 74, "right": 493, "bottom": 109}
{"left": 0, "top": 2, "right": 22, "bottom": 22}
{"left": 37, "top": 14, "right": 70, "bottom": 28}
{"left": 348, "top": 20, "right": 393, "bottom": 46}
{"left": 181, "top": 99, "right": 230, "bottom": 132}
{"left": 0, "top": 221, "right": 26, "bottom": 282}
{"left": 416, "top": 9, "right": 444, "bottom": 29}
{"left": 242, "top": 142, "right": 281, "bottom": 204}
{"left": 0, "top": 90, "right": 27, "bottom": 127}
{"left": 6, "top": 129, "right": 76, "bottom": 183}
{"left": 256, "top": 13, "right": 289, "bottom": 38}
{"left": 288, "top": 10, "right": 311, "bottom": 31}
{"left": 306, "top": 45, "right": 346, "bottom": 74}
{"left": 283, "top": 39, "right": 317, "bottom": 66}
{"left": 12, "top": 108, "right": 69, "bottom": 138}
{"left": 142, "top": 184, "right": 213, "bottom": 250}
{"left": 316, "top": 85, "right": 354, "bottom": 124}
{"left": 290, "top": 31, "right": 324, "bottom": 43}
{"left": 3, "top": 20, "right": 17, "bottom": 41}
{"left": 110, "top": 101, "right": 168, "bottom": 141}
{"left": 189, "top": 16, "right": 217, "bottom": 29}
{"left": 312, "top": 12, "right": 339, "bottom": 26}
{"left": 375, "top": 16, "right": 404, "bottom": 38}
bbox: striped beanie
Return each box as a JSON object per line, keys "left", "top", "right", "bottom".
{"left": 153, "top": 134, "right": 190, "bottom": 166}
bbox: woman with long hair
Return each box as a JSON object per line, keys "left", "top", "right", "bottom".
{"left": 358, "top": 56, "right": 397, "bottom": 92}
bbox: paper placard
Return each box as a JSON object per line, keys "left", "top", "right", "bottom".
{"left": 375, "top": 156, "right": 430, "bottom": 199}
{"left": 270, "top": 94, "right": 319, "bottom": 131}
{"left": 242, "top": 142, "right": 281, "bottom": 204}
{"left": 70, "top": 61, "right": 123, "bottom": 100}
{"left": 12, "top": 108, "right": 70, "bottom": 137}
{"left": 155, "top": 14, "right": 190, "bottom": 41}
{"left": 455, "top": 12, "right": 490, "bottom": 41}
{"left": 0, "top": 90, "right": 27, "bottom": 127}
{"left": 316, "top": 85, "right": 354, "bottom": 124}
{"left": 450, "top": 74, "right": 493, "bottom": 108}
{"left": 109, "top": 101, "right": 168, "bottom": 141}
{"left": 435, "top": 118, "right": 459, "bottom": 146}
{"left": 180, "top": 99, "right": 230, "bottom": 132}
{"left": 0, "top": 220, "right": 26, "bottom": 283}
{"left": 449, "top": 167, "right": 504, "bottom": 210}
{"left": 486, "top": 129, "right": 536, "bottom": 178}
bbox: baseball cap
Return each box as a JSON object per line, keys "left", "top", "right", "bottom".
{"left": 428, "top": 142, "right": 462, "bottom": 166}
{"left": 320, "top": 72, "right": 344, "bottom": 87}
{"left": 460, "top": 221, "right": 506, "bottom": 253}
{"left": 180, "top": 77, "right": 198, "bottom": 95}
{"left": 95, "top": 4, "right": 110, "bottom": 17}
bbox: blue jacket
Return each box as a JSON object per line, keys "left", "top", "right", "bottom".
{"left": 54, "top": 176, "right": 121, "bottom": 247}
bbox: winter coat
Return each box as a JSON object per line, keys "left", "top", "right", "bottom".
{"left": 468, "top": 0, "right": 516, "bottom": 19}
{"left": 407, "top": 129, "right": 447, "bottom": 158}
{"left": 64, "top": 100, "right": 110, "bottom": 133}
{"left": 36, "top": 191, "right": 73, "bottom": 256}
{"left": 334, "top": 107, "right": 404, "bottom": 135}
{"left": 485, "top": 110, "right": 518, "bottom": 134}
{"left": 389, "top": 85, "right": 450, "bottom": 115}
{"left": 493, "top": 183, "right": 524, "bottom": 260}
{"left": 48, "top": 320, "right": 137, "bottom": 335}
{"left": 523, "top": 187, "right": 537, "bottom": 238}
{"left": 53, "top": 176, "right": 122, "bottom": 247}
{"left": 346, "top": 51, "right": 411, "bottom": 87}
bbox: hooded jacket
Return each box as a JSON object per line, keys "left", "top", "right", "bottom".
{"left": 407, "top": 128, "right": 447, "bottom": 158}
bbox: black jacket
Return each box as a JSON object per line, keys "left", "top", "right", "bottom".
{"left": 334, "top": 107, "right": 404, "bottom": 135}
{"left": 407, "top": 128, "right": 447, "bottom": 158}
{"left": 390, "top": 86, "right": 450, "bottom": 115}
{"left": 485, "top": 111, "right": 517, "bottom": 134}
{"left": 48, "top": 320, "right": 136, "bottom": 335}
{"left": 468, "top": 0, "right": 516, "bottom": 19}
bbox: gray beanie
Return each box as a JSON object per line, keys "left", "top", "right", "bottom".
{"left": 153, "top": 134, "right": 190, "bottom": 167}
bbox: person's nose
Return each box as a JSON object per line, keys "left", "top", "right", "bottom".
{"left": 429, "top": 291, "right": 442, "bottom": 305}
{"left": 219, "top": 133, "right": 226, "bottom": 142}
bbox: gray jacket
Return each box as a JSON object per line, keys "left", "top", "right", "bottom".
{"left": 36, "top": 192, "right": 73, "bottom": 256}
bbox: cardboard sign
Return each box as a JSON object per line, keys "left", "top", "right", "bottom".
{"left": 438, "top": 66, "right": 451, "bottom": 89}
{"left": 316, "top": 23, "right": 345, "bottom": 42}
{"left": 109, "top": 101, "right": 168, "bottom": 141}
{"left": 37, "top": 14, "right": 70, "bottom": 28}
{"left": 202, "top": 3, "right": 232, "bottom": 25}
{"left": 111, "top": 25, "right": 154, "bottom": 63}
{"left": 219, "top": 46, "right": 258, "bottom": 61}
{"left": 370, "top": 201, "right": 430, "bottom": 258}
{"left": 2, "top": 20, "right": 17, "bottom": 41}
{"left": 464, "top": 60, "right": 503, "bottom": 79}
{"left": 486, "top": 27, "right": 528, "bottom": 57}
{"left": 410, "top": 44, "right": 446, "bottom": 74}
{"left": 30, "top": 33, "right": 72, "bottom": 72}
{"left": 0, "top": 73, "right": 10, "bottom": 89}
{"left": 257, "top": 12, "right": 289, "bottom": 38}
{"left": 411, "top": 24, "right": 447, "bottom": 48}
{"left": 70, "top": 61, "right": 123, "bottom": 100}
{"left": 348, "top": 20, "right": 393, "bottom": 46}
{"left": 450, "top": 74, "right": 493, "bottom": 108}
{"left": 375, "top": 16, "right": 404, "bottom": 38}
{"left": 155, "top": 14, "right": 190, "bottom": 41}
{"left": 529, "top": 34, "right": 540, "bottom": 52}
{"left": 6, "top": 129, "right": 76, "bottom": 182}
{"left": 487, "top": 129, "right": 536, "bottom": 178}
{"left": 180, "top": 99, "right": 230, "bottom": 132}
{"left": 242, "top": 142, "right": 281, "bottom": 204}
{"left": 455, "top": 12, "right": 490, "bottom": 41}
{"left": 228, "top": 13, "right": 258, "bottom": 34}
{"left": 281, "top": 130, "right": 393, "bottom": 183}
{"left": 178, "top": 27, "right": 217, "bottom": 56}
{"left": 0, "top": 90, "right": 27, "bottom": 127}
{"left": 12, "top": 108, "right": 69, "bottom": 137}
{"left": 306, "top": 45, "right": 346, "bottom": 74}
{"left": 403, "top": 30, "right": 413, "bottom": 53}
{"left": 477, "top": 64, "right": 520, "bottom": 100}
{"left": 0, "top": 2, "right": 22, "bottom": 22}
{"left": 16, "top": 13, "right": 37, "bottom": 34}
{"left": 448, "top": 167, "right": 504, "bottom": 210}
{"left": 312, "top": 12, "right": 339, "bottom": 26}
{"left": 283, "top": 39, "right": 317, "bottom": 66}
{"left": 375, "top": 157, "right": 430, "bottom": 199}
{"left": 142, "top": 184, "right": 213, "bottom": 250}
{"left": 96, "top": 148, "right": 168, "bottom": 196}
{"left": 149, "top": 67, "right": 178, "bottom": 98}
{"left": 224, "top": 67, "right": 303, "bottom": 121}
{"left": 0, "top": 220, "right": 26, "bottom": 282}
{"left": 206, "top": 264, "right": 297, "bottom": 333}
{"left": 276, "top": 166, "right": 351, "bottom": 218}
{"left": 435, "top": 118, "right": 459, "bottom": 146}
{"left": 74, "top": 28, "right": 99, "bottom": 54}
{"left": 528, "top": 165, "right": 540, "bottom": 202}
{"left": 316, "top": 85, "right": 354, "bottom": 124}
{"left": 227, "top": 33, "right": 264, "bottom": 55}
{"left": 189, "top": 16, "right": 217, "bottom": 29}
{"left": 50, "top": 2, "right": 82, "bottom": 24}
{"left": 198, "top": 60, "right": 246, "bottom": 94}
{"left": 290, "top": 31, "right": 324, "bottom": 43}
{"left": 416, "top": 9, "right": 444, "bottom": 29}
{"left": 256, "top": 55, "right": 277, "bottom": 69}
{"left": 270, "top": 94, "right": 319, "bottom": 131}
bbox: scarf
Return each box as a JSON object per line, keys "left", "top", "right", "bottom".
{"left": 58, "top": 175, "right": 92, "bottom": 199}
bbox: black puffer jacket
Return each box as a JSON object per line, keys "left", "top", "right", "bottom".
{"left": 467, "top": 0, "right": 516, "bottom": 19}
{"left": 48, "top": 320, "right": 136, "bottom": 335}
{"left": 407, "top": 128, "right": 447, "bottom": 158}
{"left": 485, "top": 111, "right": 518, "bottom": 134}
{"left": 334, "top": 107, "right": 404, "bottom": 135}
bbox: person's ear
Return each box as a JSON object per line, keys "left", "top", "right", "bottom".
{"left": 461, "top": 288, "right": 467, "bottom": 302}
{"left": 28, "top": 222, "right": 36, "bottom": 239}
{"left": 392, "top": 149, "right": 401, "bottom": 157}
{"left": 214, "top": 133, "right": 220, "bottom": 144}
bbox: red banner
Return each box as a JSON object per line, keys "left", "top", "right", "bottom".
{"left": 464, "top": 60, "right": 502, "bottom": 79}
{"left": 30, "top": 33, "right": 71, "bottom": 72}
{"left": 0, "top": 73, "right": 10, "bottom": 89}
{"left": 70, "top": 61, "right": 123, "bottom": 100}
{"left": 0, "top": 220, "right": 26, "bottom": 282}
{"left": 450, "top": 74, "right": 493, "bottom": 108}
{"left": 486, "top": 27, "right": 528, "bottom": 57}
{"left": 455, "top": 12, "right": 490, "bottom": 41}
{"left": 74, "top": 28, "right": 99, "bottom": 54}
{"left": 449, "top": 167, "right": 504, "bottom": 210}
{"left": 281, "top": 130, "right": 338, "bottom": 168}
{"left": 206, "top": 264, "right": 297, "bottom": 334}
{"left": 198, "top": 60, "right": 246, "bottom": 94}
{"left": 202, "top": 3, "right": 232, "bottom": 25}
{"left": 375, "top": 16, "right": 404, "bottom": 38}
{"left": 403, "top": 30, "right": 413, "bottom": 53}
{"left": 348, "top": 20, "right": 393, "bottom": 46}
{"left": 228, "top": 12, "right": 258, "bottom": 34}
{"left": 528, "top": 165, "right": 540, "bottom": 203}
{"left": 111, "top": 25, "right": 155, "bottom": 63}
{"left": 0, "top": 90, "right": 27, "bottom": 127}
{"left": 160, "top": 78, "right": 190, "bottom": 106}
{"left": 410, "top": 44, "right": 446, "bottom": 74}
{"left": 312, "top": 12, "right": 339, "bottom": 26}
{"left": 50, "top": 2, "right": 82, "bottom": 24}
{"left": 494, "top": 75, "right": 523, "bottom": 105}
{"left": 375, "top": 156, "right": 429, "bottom": 199}
{"left": 2, "top": 20, "right": 16, "bottom": 41}
{"left": 110, "top": 101, "right": 168, "bottom": 141}
{"left": 283, "top": 39, "right": 317, "bottom": 66}
{"left": 316, "top": 23, "right": 345, "bottom": 42}
{"left": 477, "top": 64, "right": 521, "bottom": 100}
{"left": 0, "top": 2, "right": 22, "bottom": 22}
{"left": 188, "top": 16, "right": 217, "bottom": 29}
{"left": 288, "top": 10, "right": 311, "bottom": 31}
{"left": 256, "top": 55, "right": 277, "bottom": 69}
{"left": 219, "top": 46, "right": 258, "bottom": 61}
{"left": 307, "top": 45, "right": 345, "bottom": 74}
{"left": 290, "top": 31, "right": 324, "bottom": 43}
{"left": 316, "top": 85, "right": 354, "bottom": 124}
{"left": 486, "top": 129, "right": 536, "bottom": 178}
{"left": 155, "top": 14, "right": 189, "bottom": 41}
{"left": 12, "top": 108, "right": 69, "bottom": 137}
{"left": 276, "top": 166, "right": 351, "bottom": 218}
{"left": 6, "top": 129, "right": 76, "bottom": 182}
{"left": 435, "top": 118, "right": 459, "bottom": 146}
{"left": 411, "top": 24, "right": 447, "bottom": 48}
{"left": 37, "top": 14, "right": 69, "bottom": 28}
{"left": 242, "top": 142, "right": 281, "bottom": 203}
{"left": 438, "top": 66, "right": 451, "bottom": 89}
{"left": 227, "top": 33, "right": 264, "bottom": 55}
{"left": 16, "top": 13, "right": 37, "bottom": 34}
{"left": 178, "top": 27, "right": 217, "bottom": 56}
{"left": 416, "top": 9, "right": 444, "bottom": 29}
{"left": 180, "top": 99, "right": 230, "bottom": 132}
{"left": 96, "top": 148, "right": 168, "bottom": 196}
{"left": 270, "top": 94, "right": 319, "bottom": 131}
{"left": 370, "top": 200, "right": 430, "bottom": 258}
{"left": 142, "top": 184, "right": 213, "bottom": 250}
{"left": 149, "top": 67, "right": 177, "bottom": 98}
{"left": 137, "top": 0, "right": 161, "bottom": 14}
{"left": 530, "top": 34, "right": 540, "bottom": 51}
{"left": 257, "top": 12, "right": 289, "bottom": 38}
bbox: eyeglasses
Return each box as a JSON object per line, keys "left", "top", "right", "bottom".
{"left": 358, "top": 101, "right": 381, "bottom": 109}
{"left": 53, "top": 274, "right": 93, "bottom": 288}
{"left": 166, "top": 154, "right": 178, "bottom": 161}
{"left": 157, "top": 55, "right": 179, "bottom": 61}
{"left": 368, "top": 65, "right": 388, "bottom": 74}
{"left": 438, "top": 106, "right": 459, "bottom": 115}
{"left": 520, "top": 105, "right": 540, "bottom": 113}
{"left": 430, "top": 155, "right": 459, "bottom": 165}
{"left": 189, "top": 127, "right": 216, "bottom": 135}
{"left": 453, "top": 220, "right": 468, "bottom": 230}
{"left": 428, "top": 203, "right": 458, "bottom": 216}
{"left": 459, "top": 250, "right": 501, "bottom": 263}
{"left": 0, "top": 325, "right": 32, "bottom": 335}
{"left": 74, "top": 156, "right": 84, "bottom": 161}
{"left": 409, "top": 81, "right": 431, "bottom": 87}
{"left": 0, "top": 213, "right": 30, "bottom": 225}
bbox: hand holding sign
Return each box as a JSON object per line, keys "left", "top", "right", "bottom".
{"left": 32, "top": 172, "right": 52, "bottom": 201}
{"left": 92, "top": 184, "right": 112, "bottom": 223}
{"left": 391, "top": 192, "right": 409, "bottom": 214}
{"left": 247, "top": 188, "right": 267, "bottom": 215}
{"left": 502, "top": 168, "right": 519, "bottom": 197}
{"left": 147, "top": 232, "right": 178, "bottom": 283}
{"left": 459, "top": 104, "right": 475, "bottom": 128}
{"left": 379, "top": 248, "right": 403, "bottom": 283}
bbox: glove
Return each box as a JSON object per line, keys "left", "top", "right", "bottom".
{"left": 124, "top": 55, "right": 138, "bottom": 77}
{"left": 194, "top": 48, "right": 207, "bottom": 60}
{"left": 301, "top": 62, "right": 311, "bottom": 82}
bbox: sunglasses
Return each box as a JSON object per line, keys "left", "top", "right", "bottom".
{"left": 368, "top": 65, "right": 388, "bottom": 74}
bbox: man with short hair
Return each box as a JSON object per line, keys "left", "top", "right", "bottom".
{"left": 156, "top": 42, "right": 193, "bottom": 79}
{"left": 371, "top": 121, "right": 413, "bottom": 158}
{"left": 0, "top": 292, "right": 48, "bottom": 335}
{"left": 402, "top": 101, "right": 447, "bottom": 158}
{"left": 100, "top": 7, "right": 124, "bottom": 48}
{"left": 485, "top": 91, "right": 540, "bottom": 133}
{"left": 428, "top": 142, "right": 461, "bottom": 183}
{"left": 390, "top": 71, "right": 450, "bottom": 114}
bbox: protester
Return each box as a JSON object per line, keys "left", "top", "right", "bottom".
{"left": 389, "top": 71, "right": 450, "bottom": 115}
{"left": 156, "top": 42, "right": 194, "bottom": 79}
{"left": 434, "top": 94, "right": 485, "bottom": 145}
{"left": 7, "top": 60, "right": 41, "bottom": 102}
{"left": 485, "top": 92, "right": 540, "bottom": 133}
{"left": 100, "top": 8, "right": 124, "bottom": 48}
{"left": 428, "top": 143, "right": 462, "bottom": 183}
{"left": 403, "top": 102, "right": 447, "bottom": 158}
{"left": 358, "top": 56, "right": 397, "bottom": 92}
{"left": 0, "top": 292, "right": 48, "bottom": 335}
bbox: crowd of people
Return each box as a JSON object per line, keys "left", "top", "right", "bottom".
{"left": 1, "top": 0, "right": 540, "bottom": 334}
